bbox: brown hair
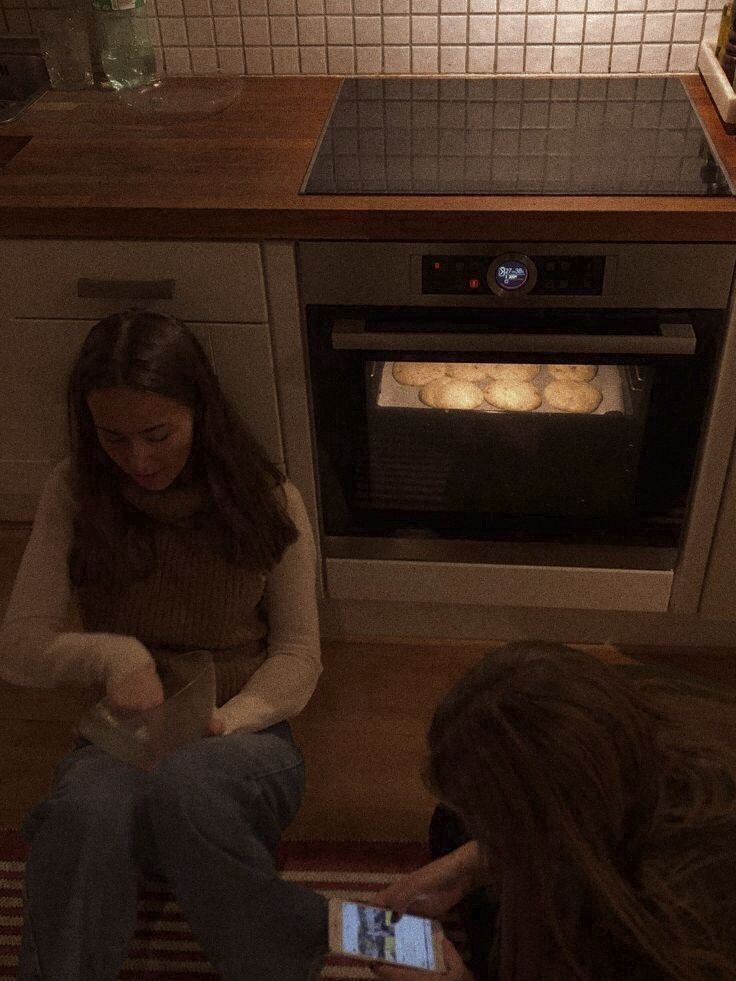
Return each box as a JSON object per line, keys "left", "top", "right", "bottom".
{"left": 67, "top": 309, "right": 297, "bottom": 585}
{"left": 427, "top": 641, "right": 736, "bottom": 981}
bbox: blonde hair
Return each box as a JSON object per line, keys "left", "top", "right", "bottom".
{"left": 427, "top": 642, "right": 736, "bottom": 981}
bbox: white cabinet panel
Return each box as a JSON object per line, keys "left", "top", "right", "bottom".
{"left": 1, "top": 319, "right": 89, "bottom": 457}
{"left": 0, "top": 319, "right": 90, "bottom": 518}
{"left": 0, "top": 319, "right": 281, "bottom": 520}
{"left": 2, "top": 242, "right": 267, "bottom": 323}
{"left": 189, "top": 322, "right": 283, "bottom": 466}
{"left": 700, "top": 443, "right": 736, "bottom": 620}
{"left": 326, "top": 558, "right": 673, "bottom": 613}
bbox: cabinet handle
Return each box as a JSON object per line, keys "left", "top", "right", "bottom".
{"left": 76, "top": 279, "right": 175, "bottom": 300}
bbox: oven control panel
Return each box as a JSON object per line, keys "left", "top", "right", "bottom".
{"left": 422, "top": 254, "right": 605, "bottom": 296}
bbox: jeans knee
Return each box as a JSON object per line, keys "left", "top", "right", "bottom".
{"left": 147, "top": 742, "right": 304, "bottom": 849}
{"left": 26, "top": 783, "right": 131, "bottom": 849}
{"left": 147, "top": 752, "right": 218, "bottom": 825}
{"left": 25, "top": 748, "right": 140, "bottom": 846}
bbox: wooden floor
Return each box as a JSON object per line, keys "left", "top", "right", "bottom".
{"left": 2, "top": 525, "right": 736, "bottom": 841}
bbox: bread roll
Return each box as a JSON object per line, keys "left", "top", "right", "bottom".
{"left": 487, "top": 364, "right": 540, "bottom": 382}
{"left": 544, "top": 380, "right": 602, "bottom": 414}
{"left": 420, "top": 378, "right": 484, "bottom": 410}
{"left": 548, "top": 364, "right": 598, "bottom": 382}
{"left": 445, "top": 363, "right": 492, "bottom": 382}
{"left": 483, "top": 380, "right": 542, "bottom": 412}
{"left": 392, "top": 362, "right": 447, "bottom": 386}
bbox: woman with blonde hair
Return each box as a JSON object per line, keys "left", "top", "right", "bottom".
{"left": 374, "top": 642, "right": 736, "bottom": 981}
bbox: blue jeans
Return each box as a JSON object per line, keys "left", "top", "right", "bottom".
{"left": 18, "top": 722, "right": 328, "bottom": 981}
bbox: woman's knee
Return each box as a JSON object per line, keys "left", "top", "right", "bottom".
{"left": 26, "top": 747, "right": 139, "bottom": 843}
{"left": 146, "top": 749, "right": 209, "bottom": 819}
{"left": 147, "top": 732, "right": 305, "bottom": 836}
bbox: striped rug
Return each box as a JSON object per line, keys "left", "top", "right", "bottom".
{"left": 0, "top": 829, "right": 429, "bottom": 980}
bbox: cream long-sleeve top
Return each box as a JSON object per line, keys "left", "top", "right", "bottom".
{"left": 0, "top": 459, "right": 322, "bottom": 735}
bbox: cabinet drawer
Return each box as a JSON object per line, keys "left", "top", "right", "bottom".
{"left": 2, "top": 241, "right": 267, "bottom": 322}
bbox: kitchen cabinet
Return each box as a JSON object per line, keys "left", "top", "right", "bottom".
{"left": 699, "top": 437, "right": 736, "bottom": 621}
{"left": 0, "top": 241, "right": 283, "bottom": 520}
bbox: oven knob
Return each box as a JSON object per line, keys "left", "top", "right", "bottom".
{"left": 488, "top": 253, "right": 538, "bottom": 296}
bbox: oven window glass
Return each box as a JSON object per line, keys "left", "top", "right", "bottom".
{"left": 306, "top": 307, "right": 722, "bottom": 553}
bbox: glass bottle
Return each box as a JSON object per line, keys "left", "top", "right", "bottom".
{"left": 91, "top": 0, "right": 157, "bottom": 92}
{"left": 716, "top": 3, "right": 732, "bottom": 60}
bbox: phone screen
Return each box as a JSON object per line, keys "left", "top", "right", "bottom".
{"left": 339, "top": 901, "right": 439, "bottom": 970}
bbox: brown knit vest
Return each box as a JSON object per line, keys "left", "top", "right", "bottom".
{"left": 77, "top": 480, "right": 268, "bottom": 707}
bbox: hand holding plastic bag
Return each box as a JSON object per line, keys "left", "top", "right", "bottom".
{"left": 79, "top": 651, "right": 216, "bottom": 770}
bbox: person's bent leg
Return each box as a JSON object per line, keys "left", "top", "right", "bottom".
{"left": 147, "top": 722, "right": 328, "bottom": 981}
{"left": 18, "top": 743, "right": 145, "bottom": 981}
{"left": 430, "top": 804, "right": 499, "bottom": 980}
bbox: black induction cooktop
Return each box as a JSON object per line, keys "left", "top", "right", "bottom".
{"left": 301, "top": 76, "right": 732, "bottom": 196}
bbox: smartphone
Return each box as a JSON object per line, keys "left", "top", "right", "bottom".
{"left": 328, "top": 898, "right": 446, "bottom": 973}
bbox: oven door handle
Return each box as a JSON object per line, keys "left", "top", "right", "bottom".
{"left": 331, "top": 320, "right": 696, "bottom": 356}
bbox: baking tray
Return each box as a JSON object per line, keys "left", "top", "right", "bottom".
{"left": 376, "top": 363, "right": 624, "bottom": 415}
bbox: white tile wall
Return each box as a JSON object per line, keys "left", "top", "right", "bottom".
{"left": 0, "top": 0, "right": 724, "bottom": 75}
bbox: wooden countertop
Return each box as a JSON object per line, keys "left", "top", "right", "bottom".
{"left": 1, "top": 74, "right": 735, "bottom": 242}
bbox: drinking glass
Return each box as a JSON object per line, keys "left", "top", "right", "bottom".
{"left": 37, "top": 0, "right": 94, "bottom": 91}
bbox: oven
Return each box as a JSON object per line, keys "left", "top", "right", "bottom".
{"left": 297, "top": 242, "right": 736, "bottom": 613}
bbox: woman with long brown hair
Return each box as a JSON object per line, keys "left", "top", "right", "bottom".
{"left": 0, "top": 310, "right": 328, "bottom": 980}
{"left": 374, "top": 642, "right": 736, "bottom": 981}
